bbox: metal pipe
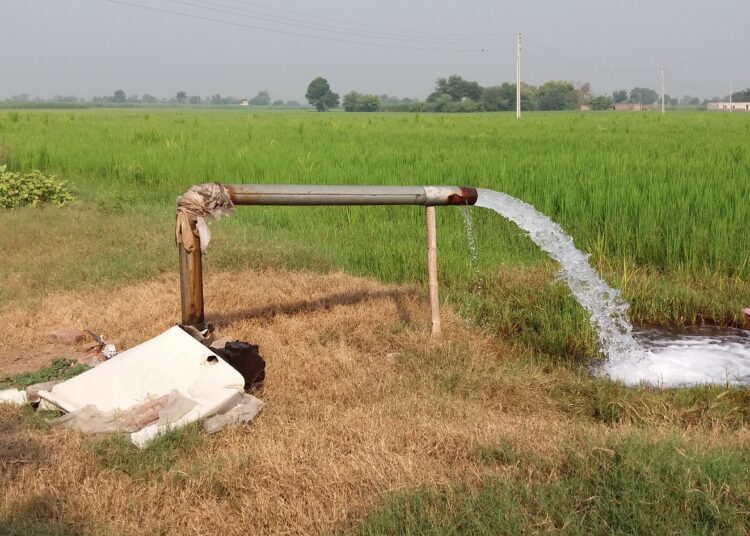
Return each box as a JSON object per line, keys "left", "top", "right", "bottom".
{"left": 226, "top": 184, "right": 477, "bottom": 207}
{"left": 425, "top": 206, "right": 441, "bottom": 336}
{"left": 179, "top": 183, "right": 477, "bottom": 328}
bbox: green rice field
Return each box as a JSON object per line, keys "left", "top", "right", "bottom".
{"left": 2, "top": 109, "right": 749, "bottom": 358}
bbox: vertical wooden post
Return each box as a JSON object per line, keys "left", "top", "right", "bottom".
{"left": 425, "top": 206, "right": 441, "bottom": 336}
{"left": 178, "top": 217, "right": 205, "bottom": 327}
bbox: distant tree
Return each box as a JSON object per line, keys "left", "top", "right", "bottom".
{"left": 670, "top": 97, "right": 680, "bottom": 106}
{"left": 628, "top": 87, "right": 658, "bottom": 105}
{"left": 537, "top": 81, "right": 577, "bottom": 110}
{"left": 343, "top": 91, "right": 381, "bottom": 112}
{"left": 127, "top": 94, "right": 140, "bottom": 103}
{"left": 731, "top": 88, "right": 750, "bottom": 101}
{"left": 188, "top": 95, "right": 202, "bottom": 105}
{"left": 689, "top": 97, "right": 701, "bottom": 106}
{"left": 576, "top": 82, "right": 593, "bottom": 104}
{"left": 306, "top": 77, "right": 339, "bottom": 111}
{"left": 250, "top": 91, "right": 271, "bottom": 106}
{"left": 176, "top": 91, "right": 187, "bottom": 104}
{"left": 428, "top": 75, "right": 482, "bottom": 102}
{"left": 112, "top": 89, "right": 127, "bottom": 103}
{"left": 342, "top": 91, "right": 361, "bottom": 112}
{"left": 272, "top": 99, "right": 285, "bottom": 106}
{"left": 612, "top": 89, "right": 628, "bottom": 103}
{"left": 286, "top": 100, "right": 301, "bottom": 107}
{"left": 480, "top": 83, "right": 525, "bottom": 111}
{"left": 589, "top": 95, "right": 613, "bottom": 110}
{"left": 142, "top": 94, "right": 157, "bottom": 103}
{"left": 480, "top": 85, "right": 508, "bottom": 111}
{"left": 430, "top": 94, "right": 452, "bottom": 112}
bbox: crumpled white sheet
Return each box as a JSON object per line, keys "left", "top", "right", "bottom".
{"left": 38, "top": 326, "right": 262, "bottom": 448}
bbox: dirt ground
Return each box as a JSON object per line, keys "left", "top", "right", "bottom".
{"left": 1, "top": 269, "right": 743, "bottom": 535}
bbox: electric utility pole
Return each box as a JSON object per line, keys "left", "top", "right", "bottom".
{"left": 661, "top": 64, "right": 666, "bottom": 115}
{"left": 516, "top": 32, "right": 522, "bottom": 119}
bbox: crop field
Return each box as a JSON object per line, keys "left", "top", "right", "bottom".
{"left": 1, "top": 109, "right": 750, "bottom": 534}
{"left": 2, "top": 109, "right": 750, "bottom": 357}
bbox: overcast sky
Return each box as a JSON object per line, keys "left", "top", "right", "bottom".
{"left": 3, "top": 0, "right": 748, "bottom": 101}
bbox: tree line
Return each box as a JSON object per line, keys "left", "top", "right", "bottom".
{"left": 4, "top": 82, "right": 748, "bottom": 111}
{"left": 306, "top": 75, "right": 749, "bottom": 113}
{"left": 2, "top": 90, "right": 304, "bottom": 108}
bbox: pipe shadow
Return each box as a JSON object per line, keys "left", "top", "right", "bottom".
{"left": 0, "top": 493, "right": 81, "bottom": 536}
{"left": 210, "top": 287, "right": 417, "bottom": 327}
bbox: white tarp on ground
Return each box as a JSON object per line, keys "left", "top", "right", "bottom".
{"left": 0, "top": 388, "right": 27, "bottom": 405}
{"left": 37, "top": 326, "right": 261, "bottom": 448}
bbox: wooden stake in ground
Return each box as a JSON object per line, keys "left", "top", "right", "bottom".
{"left": 426, "top": 206, "right": 441, "bottom": 336}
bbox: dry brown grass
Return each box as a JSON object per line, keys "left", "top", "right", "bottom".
{"left": 0, "top": 269, "right": 747, "bottom": 535}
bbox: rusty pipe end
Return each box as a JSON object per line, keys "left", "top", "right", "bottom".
{"left": 424, "top": 186, "right": 478, "bottom": 206}
{"left": 451, "top": 187, "right": 478, "bottom": 206}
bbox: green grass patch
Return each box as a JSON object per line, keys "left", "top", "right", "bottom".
{"left": 0, "top": 359, "right": 89, "bottom": 390}
{"left": 356, "top": 436, "right": 750, "bottom": 535}
{"left": 89, "top": 422, "right": 203, "bottom": 480}
{"left": 553, "top": 375, "right": 750, "bottom": 428}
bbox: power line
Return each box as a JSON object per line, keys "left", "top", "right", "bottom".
{"left": 207, "top": 0, "right": 505, "bottom": 40}
{"left": 187, "top": 0, "right": 511, "bottom": 44}
{"left": 102, "top": 0, "right": 499, "bottom": 52}
{"left": 524, "top": 47, "right": 619, "bottom": 79}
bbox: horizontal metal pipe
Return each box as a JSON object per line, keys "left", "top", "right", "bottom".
{"left": 225, "top": 184, "right": 477, "bottom": 206}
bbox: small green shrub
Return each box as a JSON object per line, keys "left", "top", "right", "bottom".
{"left": 0, "top": 165, "right": 74, "bottom": 208}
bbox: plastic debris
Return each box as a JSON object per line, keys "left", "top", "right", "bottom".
{"left": 0, "top": 388, "right": 27, "bottom": 405}
{"left": 204, "top": 394, "right": 264, "bottom": 434}
{"left": 25, "top": 381, "right": 60, "bottom": 404}
{"left": 37, "top": 326, "right": 263, "bottom": 448}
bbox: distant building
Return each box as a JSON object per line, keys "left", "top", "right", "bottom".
{"left": 707, "top": 102, "right": 750, "bottom": 112}
{"left": 579, "top": 104, "right": 592, "bottom": 112}
{"left": 614, "top": 103, "right": 643, "bottom": 112}
{"left": 240, "top": 99, "right": 250, "bottom": 106}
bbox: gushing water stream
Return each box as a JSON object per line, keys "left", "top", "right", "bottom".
{"left": 475, "top": 189, "right": 750, "bottom": 387}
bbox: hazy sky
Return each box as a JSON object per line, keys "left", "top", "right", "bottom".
{"left": 3, "top": 0, "right": 748, "bottom": 101}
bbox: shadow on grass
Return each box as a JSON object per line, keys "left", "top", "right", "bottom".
{"left": 0, "top": 495, "right": 85, "bottom": 536}
{"left": 211, "top": 287, "right": 416, "bottom": 326}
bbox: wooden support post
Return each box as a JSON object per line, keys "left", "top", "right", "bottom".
{"left": 178, "top": 217, "right": 205, "bottom": 327}
{"left": 425, "top": 206, "right": 441, "bottom": 336}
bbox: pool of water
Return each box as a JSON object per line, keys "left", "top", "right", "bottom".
{"left": 595, "top": 327, "right": 750, "bottom": 388}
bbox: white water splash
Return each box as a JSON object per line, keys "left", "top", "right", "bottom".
{"left": 604, "top": 328, "right": 750, "bottom": 387}
{"left": 475, "top": 189, "right": 750, "bottom": 387}
{"left": 476, "top": 189, "right": 643, "bottom": 360}
{"left": 459, "top": 205, "right": 481, "bottom": 282}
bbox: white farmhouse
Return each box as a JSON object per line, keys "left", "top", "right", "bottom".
{"left": 707, "top": 102, "right": 750, "bottom": 112}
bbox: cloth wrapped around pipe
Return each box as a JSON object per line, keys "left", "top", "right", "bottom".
{"left": 175, "top": 182, "right": 234, "bottom": 253}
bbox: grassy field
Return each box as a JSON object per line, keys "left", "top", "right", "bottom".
{"left": 1, "top": 109, "right": 750, "bottom": 359}
{"left": 2, "top": 109, "right": 750, "bottom": 359}
{"left": 1, "top": 109, "right": 750, "bottom": 534}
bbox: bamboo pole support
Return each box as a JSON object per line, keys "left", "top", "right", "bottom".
{"left": 425, "top": 206, "right": 441, "bottom": 336}
{"left": 179, "top": 217, "right": 205, "bottom": 327}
